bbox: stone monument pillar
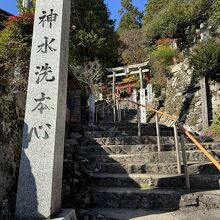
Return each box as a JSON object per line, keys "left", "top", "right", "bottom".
{"left": 15, "top": 0, "right": 74, "bottom": 219}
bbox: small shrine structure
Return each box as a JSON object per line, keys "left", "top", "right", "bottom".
{"left": 115, "top": 80, "right": 137, "bottom": 96}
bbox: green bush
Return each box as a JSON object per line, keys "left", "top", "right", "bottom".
{"left": 149, "top": 45, "right": 177, "bottom": 95}
{"left": 153, "top": 84, "right": 162, "bottom": 98}
{"left": 189, "top": 40, "right": 220, "bottom": 79}
{"left": 150, "top": 45, "right": 177, "bottom": 66}
{"left": 206, "top": 105, "right": 220, "bottom": 140}
{"left": 0, "top": 13, "right": 34, "bottom": 90}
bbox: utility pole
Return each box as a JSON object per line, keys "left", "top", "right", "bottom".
{"left": 22, "top": 0, "right": 32, "bottom": 10}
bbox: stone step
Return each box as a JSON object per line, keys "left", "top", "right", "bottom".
{"left": 84, "top": 161, "right": 220, "bottom": 175}
{"left": 83, "top": 122, "right": 160, "bottom": 127}
{"left": 79, "top": 143, "right": 220, "bottom": 156}
{"left": 80, "top": 135, "right": 215, "bottom": 146}
{"left": 81, "top": 122, "right": 174, "bottom": 132}
{"left": 88, "top": 187, "right": 187, "bottom": 210}
{"left": 79, "top": 208, "right": 220, "bottom": 220}
{"left": 87, "top": 173, "right": 220, "bottom": 189}
{"left": 179, "top": 190, "right": 220, "bottom": 210}
{"left": 83, "top": 130, "right": 174, "bottom": 138}
{"left": 79, "top": 208, "right": 170, "bottom": 220}
{"left": 81, "top": 136, "right": 175, "bottom": 146}
{"left": 83, "top": 150, "right": 220, "bottom": 164}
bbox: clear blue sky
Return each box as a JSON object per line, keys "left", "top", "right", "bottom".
{"left": 0, "top": 0, "right": 146, "bottom": 28}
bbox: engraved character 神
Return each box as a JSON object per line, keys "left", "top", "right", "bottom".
{"left": 39, "top": 9, "right": 58, "bottom": 28}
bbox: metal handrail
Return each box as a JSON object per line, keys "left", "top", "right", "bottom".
{"left": 95, "top": 99, "right": 116, "bottom": 122}
{"left": 120, "top": 98, "right": 220, "bottom": 171}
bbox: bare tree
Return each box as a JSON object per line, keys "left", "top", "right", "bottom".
{"left": 71, "top": 59, "right": 103, "bottom": 92}
{"left": 119, "top": 29, "right": 147, "bottom": 65}
{"left": 70, "top": 59, "right": 103, "bottom": 122}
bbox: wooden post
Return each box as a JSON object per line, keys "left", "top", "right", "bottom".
{"left": 200, "top": 77, "right": 209, "bottom": 128}
{"left": 180, "top": 132, "right": 190, "bottom": 189}
{"left": 155, "top": 113, "right": 161, "bottom": 152}
{"left": 174, "top": 124, "right": 182, "bottom": 174}
{"left": 112, "top": 72, "right": 116, "bottom": 122}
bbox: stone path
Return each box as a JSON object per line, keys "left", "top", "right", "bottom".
{"left": 65, "top": 122, "right": 220, "bottom": 219}
{"left": 80, "top": 208, "right": 220, "bottom": 220}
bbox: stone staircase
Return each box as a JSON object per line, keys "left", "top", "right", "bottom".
{"left": 65, "top": 122, "right": 220, "bottom": 220}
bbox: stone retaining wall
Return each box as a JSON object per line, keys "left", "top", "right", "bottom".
{"left": 160, "top": 60, "right": 220, "bottom": 134}
{"left": 0, "top": 89, "right": 26, "bottom": 216}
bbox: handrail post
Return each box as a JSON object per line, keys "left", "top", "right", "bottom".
{"left": 123, "top": 98, "right": 220, "bottom": 172}
{"left": 102, "top": 104, "right": 105, "bottom": 118}
{"left": 155, "top": 113, "right": 161, "bottom": 152}
{"left": 137, "top": 104, "right": 141, "bottom": 136}
{"left": 95, "top": 107, "right": 98, "bottom": 123}
{"left": 124, "top": 107, "right": 126, "bottom": 118}
{"left": 180, "top": 130, "right": 190, "bottom": 189}
{"left": 118, "top": 104, "right": 121, "bottom": 122}
{"left": 108, "top": 102, "right": 110, "bottom": 115}
{"left": 113, "top": 105, "right": 116, "bottom": 122}
{"left": 116, "top": 99, "right": 119, "bottom": 122}
{"left": 174, "top": 124, "right": 182, "bottom": 174}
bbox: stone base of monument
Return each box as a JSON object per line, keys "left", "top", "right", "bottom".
{"left": 50, "top": 209, "right": 77, "bottom": 220}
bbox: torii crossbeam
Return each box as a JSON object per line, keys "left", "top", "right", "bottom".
{"left": 107, "top": 61, "right": 150, "bottom": 123}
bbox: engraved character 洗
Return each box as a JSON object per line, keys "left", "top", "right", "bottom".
{"left": 35, "top": 63, "right": 55, "bottom": 84}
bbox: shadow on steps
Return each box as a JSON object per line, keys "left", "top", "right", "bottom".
{"left": 63, "top": 122, "right": 220, "bottom": 220}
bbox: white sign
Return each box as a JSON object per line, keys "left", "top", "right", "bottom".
{"left": 140, "top": 88, "right": 146, "bottom": 123}
{"left": 147, "top": 84, "right": 153, "bottom": 103}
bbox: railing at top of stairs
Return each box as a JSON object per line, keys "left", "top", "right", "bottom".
{"left": 95, "top": 95, "right": 220, "bottom": 189}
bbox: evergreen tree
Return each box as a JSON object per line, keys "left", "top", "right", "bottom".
{"left": 209, "top": 0, "right": 220, "bottom": 29}
{"left": 143, "top": 0, "right": 214, "bottom": 46}
{"left": 118, "top": 0, "right": 143, "bottom": 32}
{"left": 143, "top": 0, "right": 169, "bottom": 24}
{"left": 117, "top": 0, "right": 146, "bottom": 65}
{"left": 70, "top": 0, "right": 120, "bottom": 67}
